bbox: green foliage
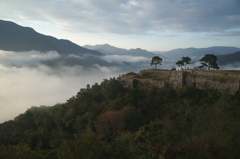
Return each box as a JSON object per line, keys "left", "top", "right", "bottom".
{"left": 200, "top": 54, "right": 219, "bottom": 70}
{"left": 101, "top": 78, "right": 126, "bottom": 101}
{"left": 57, "top": 128, "right": 104, "bottom": 159}
{"left": 176, "top": 56, "right": 191, "bottom": 70}
{"left": 139, "top": 71, "right": 155, "bottom": 79}
{"left": 176, "top": 60, "right": 184, "bottom": 69}
{"left": 0, "top": 76, "right": 240, "bottom": 158}
{"left": 126, "top": 71, "right": 138, "bottom": 75}
{"left": 0, "top": 144, "right": 47, "bottom": 159}
{"left": 150, "top": 56, "right": 162, "bottom": 69}
{"left": 182, "top": 56, "right": 191, "bottom": 69}
{"left": 138, "top": 70, "right": 172, "bottom": 82}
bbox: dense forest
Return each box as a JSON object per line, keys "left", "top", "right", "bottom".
{"left": 0, "top": 74, "right": 240, "bottom": 159}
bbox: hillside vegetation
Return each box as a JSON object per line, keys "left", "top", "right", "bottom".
{"left": 0, "top": 72, "right": 240, "bottom": 158}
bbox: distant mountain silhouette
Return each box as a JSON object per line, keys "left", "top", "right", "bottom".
{"left": 84, "top": 44, "right": 127, "bottom": 55}
{"left": 153, "top": 46, "right": 240, "bottom": 61}
{"left": 1, "top": 19, "right": 240, "bottom": 70}
{"left": 84, "top": 44, "right": 169, "bottom": 59}
{"left": 0, "top": 19, "right": 102, "bottom": 56}
{"left": 218, "top": 51, "right": 240, "bottom": 66}
{"left": 83, "top": 44, "right": 156, "bottom": 57}
{"left": 84, "top": 44, "right": 174, "bottom": 70}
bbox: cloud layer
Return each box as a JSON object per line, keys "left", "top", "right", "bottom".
{"left": 0, "top": 48, "right": 161, "bottom": 122}
{"left": 1, "top": 0, "right": 240, "bottom": 35}
{"left": 100, "top": 55, "right": 149, "bottom": 63}
{"left": 0, "top": 49, "right": 239, "bottom": 122}
{"left": 0, "top": 50, "right": 132, "bottom": 122}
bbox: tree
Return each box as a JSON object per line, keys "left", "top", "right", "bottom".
{"left": 150, "top": 56, "right": 162, "bottom": 69}
{"left": 200, "top": 54, "right": 219, "bottom": 70}
{"left": 181, "top": 56, "right": 191, "bottom": 69}
{"left": 58, "top": 128, "right": 104, "bottom": 159}
{"left": 176, "top": 60, "right": 184, "bottom": 70}
{"left": 176, "top": 56, "right": 191, "bottom": 70}
{"left": 94, "top": 110, "right": 124, "bottom": 142}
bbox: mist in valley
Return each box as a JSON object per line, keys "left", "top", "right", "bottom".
{"left": 0, "top": 50, "right": 152, "bottom": 122}
{"left": 0, "top": 49, "right": 239, "bottom": 123}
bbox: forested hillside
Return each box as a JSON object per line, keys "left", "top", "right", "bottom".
{"left": 0, "top": 76, "right": 240, "bottom": 159}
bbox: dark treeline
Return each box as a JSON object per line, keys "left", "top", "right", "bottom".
{"left": 0, "top": 77, "right": 240, "bottom": 159}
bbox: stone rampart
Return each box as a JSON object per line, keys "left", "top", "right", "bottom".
{"left": 119, "top": 77, "right": 167, "bottom": 90}
{"left": 119, "top": 70, "right": 240, "bottom": 94}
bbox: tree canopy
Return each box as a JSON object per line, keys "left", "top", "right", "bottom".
{"left": 182, "top": 56, "right": 191, "bottom": 69}
{"left": 176, "top": 60, "right": 184, "bottom": 70}
{"left": 176, "top": 56, "right": 191, "bottom": 70}
{"left": 0, "top": 76, "right": 240, "bottom": 158}
{"left": 150, "top": 56, "right": 162, "bottom": 69}
{"left": 200, "top": 54, "right": 219, "bottom": 70}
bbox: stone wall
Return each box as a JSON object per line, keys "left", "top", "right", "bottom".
{"left": 185, "top": 73, "right": 240, "bottom": 94}
{"left": 193, "top": 70, "right": 240, "bottom": 78}
{"left": 169, "top": 71, "right": 183, "bottom": 88}
{"left": 119, "top": 70, "right": 240, "bottom": 94}
{"left": 119, "top": 77, "right": 167, "bottom": 90}
{"left": 168, "top": 70, "right": 240, "bottom": 94}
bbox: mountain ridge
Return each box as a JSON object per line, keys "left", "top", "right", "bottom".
{"left": 1, "top": 19, "right": 240, "bottom": 70}
{"left": 84, "top": 43, "right": 240, "bottom": 61}
{"left": 0, "top": 19, "right": 102, "bottom": 56}
{"left": 153, "top": 46, "right": 240, "bottom": 61}
{"left": 218, "top": 51, "right": 240, "bottom": 66}
{"left": 84, "top": 44, "right": 169, "bottom": 60}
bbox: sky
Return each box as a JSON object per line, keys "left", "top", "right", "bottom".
{"left": 0, "top": 0, "right": 240, "bottom": 51}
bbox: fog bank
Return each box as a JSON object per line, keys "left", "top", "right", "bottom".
{"left": 0, "top": 51, "right": 126, "bottom": 122}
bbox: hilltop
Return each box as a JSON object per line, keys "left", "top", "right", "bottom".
{"left": 120, "top": 69, "right": 240, "bottom": 94}
{"left": 0, "top": 69, "right": 240, "bottom": 158}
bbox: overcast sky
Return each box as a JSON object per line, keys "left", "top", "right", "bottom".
{"left": 0, "top": 0, "right": 240, "bottom": 122}
{"left": 0, "top": 0, "right": 240, "bottom": 51}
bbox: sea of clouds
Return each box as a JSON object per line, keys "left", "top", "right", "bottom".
{"left": 0, "top": 50, "right": 152, "bottom": 122}
{"left": 0, "top": 50, "right": 238, "bottom": 122}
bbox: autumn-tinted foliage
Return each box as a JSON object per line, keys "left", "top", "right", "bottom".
{"left": 0, "top": 77, "right": 240, "bottom": 158}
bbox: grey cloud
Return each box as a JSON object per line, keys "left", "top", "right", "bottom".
{"left": 162, "top": 34, "right": 180, "bottom": 38}
{"left": 0, "top": 50, "right": 125, "bottom": 122}
{"left": 0, "top": 50, "right": 60, "bottom": 68}
{"left": 0, "top": 63, "right": 121, "bottom": 122}
{"left": 100, "top": 55, "right": 149, "bottom": 63}
{"left": 0, "top": 50, "right": 156, "bottom": 122}
{"left": 1, "top": 0, "right": 239, "bottom": 35}
{"left": 0, "top": 51, "right": 161, "bottom": 123}
{"left": 208, "top": 31, "right": 240, "bottom": 37}
{"left": 219, "top": 63, "right": 240, "bottom": 70}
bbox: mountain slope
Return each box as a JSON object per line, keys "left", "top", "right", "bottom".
{"left": 84, "top": 44, "right": 174, "bottom": 69}
{"left": 217, "top": 51, "right": 240, "bottom": 66}
{"left": 84, "top": 43, "right": 169, "bottom": 59}
{"left": 0, "top": 76, "right": 240, "bottom": 158}
{"left": 84, "top": 44, "right": 127, "bottom": 55}
{"left": 0, "top": 19, "right": 102, "bottom": 56}
{"left": 153, "top": 46, "right": 240, "bottom": 61}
